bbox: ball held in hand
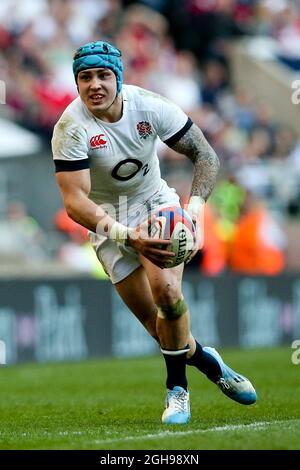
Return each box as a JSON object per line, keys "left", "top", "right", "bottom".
{"left": 150, "top": 206, "right": 196, "bottom": 268}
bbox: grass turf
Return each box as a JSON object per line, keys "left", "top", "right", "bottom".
{"left": 0, "top": 346, "right": 299, "bottom": 450}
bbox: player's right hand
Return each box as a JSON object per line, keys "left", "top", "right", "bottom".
{"left": 127, "top": 217, "right": 176, "bottom": 269}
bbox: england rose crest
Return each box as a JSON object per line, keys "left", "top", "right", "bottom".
{"left": 137, "top": 121, "right": 152, "bottom": 139}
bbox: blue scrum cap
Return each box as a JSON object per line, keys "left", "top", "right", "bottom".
{"left": 73, "top": 41, "right": 123, "bottom": 95}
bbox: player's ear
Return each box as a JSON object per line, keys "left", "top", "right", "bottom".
{"left": 75, "top": 74, "right": 80, "bottom": 93}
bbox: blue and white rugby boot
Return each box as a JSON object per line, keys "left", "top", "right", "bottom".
{"left": 203, "top": 347, "right": 257, "bottom": 405}
{"left": 162, "top": 386, "right": 191, "bottom": 424}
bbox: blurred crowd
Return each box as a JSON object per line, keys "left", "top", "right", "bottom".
{"left": 1, "top": 0, "right": 300, "bottom": 275}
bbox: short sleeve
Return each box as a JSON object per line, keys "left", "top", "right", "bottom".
{"left": 51, "top": 115, "right": 89, "bottom": 172}
{"left": 155, "top": 96, "right": 193, "bottom": 146}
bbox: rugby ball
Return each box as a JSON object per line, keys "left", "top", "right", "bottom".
{"left": 150, "top": 206, "right": 196, "bottom": 268}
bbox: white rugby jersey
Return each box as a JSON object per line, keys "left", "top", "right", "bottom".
{"left": 52, "top": 84, "right": 192, "bottom": 216}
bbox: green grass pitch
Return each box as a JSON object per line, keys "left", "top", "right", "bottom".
{"left": 0, "top": 347, "right": 299, "bottom": 449}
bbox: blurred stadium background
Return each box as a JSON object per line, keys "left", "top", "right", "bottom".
{"left": 0, "top": 0, "right": 299, "bottom": 450}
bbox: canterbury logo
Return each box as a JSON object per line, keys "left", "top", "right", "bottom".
{"left": 90, "top": 134, "right": 107, "bottom": 148}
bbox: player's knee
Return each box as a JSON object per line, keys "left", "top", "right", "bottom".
{"left": 156, "top": 296, "right": 188, "bottom": 320}
{"left": 154, "top": 282, "right": 181, "bottom": 305}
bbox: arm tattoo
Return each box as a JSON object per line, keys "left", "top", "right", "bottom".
{"left": 170, "top": 124, "right": 220, "bottom": 201}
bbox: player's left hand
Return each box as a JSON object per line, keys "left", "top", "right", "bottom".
{"left": 185, "top": 216, "right": 203, "bottom": 264}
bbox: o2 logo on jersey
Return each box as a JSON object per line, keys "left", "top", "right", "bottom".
{"left": 137, "top": 121, "right": 152, "bottom": 139}
{"left": 90, "top": 134, "right": 107, "bottom": 149}
{"left": 111, "top": 158, "right": 150, "bottom": 181}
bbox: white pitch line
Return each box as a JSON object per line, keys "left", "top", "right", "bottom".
{"left": 93, "top": 419, "right": 297, "bottom": 445}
